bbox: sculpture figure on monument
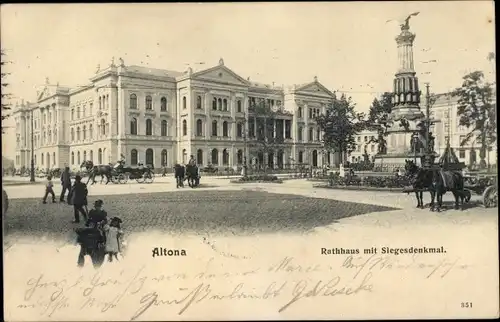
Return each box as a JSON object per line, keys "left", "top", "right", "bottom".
{"left": 401, "top": 12, "right": 420, "bottom": 30}
{"left": 428, "top": 132, "right": 435, "bottom": 153}
{"left": 119, "top": 57, "right": 125, "bottom": 67}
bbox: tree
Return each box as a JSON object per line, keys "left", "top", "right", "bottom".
{"left": 246, "top": 98, "right": 284, "bottom": 170}
{"left": 316, "top": 93, "right": 365, "bottom": 164}
{"left": 364, "top": 92, "right": 393, "bottom": 154}
{"left": 1, "top": 49, "right": 12, "bottom": 134}
{"left": 452, "top": 70, "right": 496, "bottom": 169}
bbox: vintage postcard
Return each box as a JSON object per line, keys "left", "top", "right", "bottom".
{"left": 1, "top": 1, "right": 498, "bottom": 321}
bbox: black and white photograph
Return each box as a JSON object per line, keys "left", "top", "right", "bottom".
{"left": 1, "top": 2, "right": 498, "bottom": 320}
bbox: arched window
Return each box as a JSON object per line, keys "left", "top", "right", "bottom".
{"left": 196, "top": 96, "right": 202, "bottom": 109}
{"left": 298, "top": 151, "right": 304, "bottom": 163}
{"left": 161, "top": 149, "right": 168, "bottom": 166}
{"left": 71, "top": 128, "right": 75, "bottom": 141}
{"left": 99, "top": 97, "right": 102, "bottom": 110}
{"left": 130, "top": 117, "right": 138, "bottom": 135}
{"left": 145, "top": 148, "right": 154, "bottom": 166}
{"left": 222, "top": 121, "right": 228, "bottom": 137}
{"left": 223, "top": 99, "right": 228, "bottom": 111}
{"left": 237, "top": 100, "right": 242, "bottom": 112}
{"left": 83, "top": 126, "right": 87, "bottom": 140}
{"left": 131, "top": 149, "right": 138, "bottom": 165}
{"left": 211, "top": 149, "right": 219, "bottom": 165}
{"left": 77, "top": 151, "right": 81, "bottom": 165}
{"left": 89, "top": 124, "right": 93, "bottom": 139}
{"left": 52, "top": 152, "right": 56, "bottom": 166}
{"left": 222, "top": 149, "right": 229, "bottom": 165}
{"left": 182, "top": 149, "right": 187, "bottom": 164}
{"left": 100, "top": 119, "right": 106, "bottom": 136}
{"left": 160, "top": 97, "right": 167, "bottom": 111}
{"left": 47, "top": 153, "right": 50, "bottom": 167}
{"left": 182, "top": 120, "right": 187, "bottom": 136}
{"left": 145, "top": 119, "right": 152, "bottom": 136}
{"left": 98, "top": 148, "right": 103, "bottom": 164}
{"left": 237, "top": 149, "right": 243, "bottom": 164}
{"left": 130, "top": 94, "right": 137, "bottom": 109}
{"left": 71, "top": 109, "right": 75, "bottom": 120}
{"left": 317, "top": 128, "right": 321, "bottom": 142}
{"left": 217, "top": 98, "right": 222, "bottom": 110}
{"left": 71, "top": 152, "right": 74, "bottom": 165}
{"left": 161, "top": 120, "right": 168, "bottom": 136}
{"left": 312, "top": 150, "right": 318, "bottom": 167}
{"left": 196, "top": 149, "right": 203, "bottom": 165}
{"left": 182, "top": 96, "right": 187, "bottom": 109}
{"left": 196, "top": 119, "right": 203, "bottom": 136}
{"left": 77, "top": 106, "right": 81, "bottom": 119}
{"left": 298, "top": 127, "right": 303, "bottom": 141}
{"left": 237, "top": 123, "right": 243, "bottom": 137}
{"left": 76, "top": 127, "right": 81, "bottom": 141}
{"left": 106, "top": 95, "right": 109, "bottom": 109}
{"left": 298, "top": 107, "right": 303, "bottom": 118}
{"left": 145, "top": 95, "right": 153, "bottom": 110}
{"left": 309, "top": 128, "right": 314, "bottom": 141}
{"left": 83, "top": 151, "right": 87, "bottom": 161}
{"left": 89, "top": 102, "right": 93, "bottom": 116}
{"left": 90, "top": 150, "right": 94, "bottom": 162}
{"left": 212, "top": 98, "right": 217, "bottom": 110}
{"left": 212, "top": 121, "right": 218, "bottom": 137}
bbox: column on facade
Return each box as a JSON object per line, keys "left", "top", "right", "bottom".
{"left": 283, "top": 120, "right": 286, "bottom": 140}
{"left": 273, "top": 119, "right": 276, "bottom": 139}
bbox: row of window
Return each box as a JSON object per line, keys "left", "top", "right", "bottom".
{"left": 356, "top": 135, "right": 376, "bottom": 142}
{"left": 70, "top": 120, "right": 108, "bottom": 142}
{"left": 130, "top": 94, "right": 168, "bottom": 111}
{"left": 71, "top": 102, "right": 95, "bottom": 121}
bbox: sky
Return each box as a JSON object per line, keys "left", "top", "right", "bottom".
{"left": 1, "top": 1, "right": 495, "bottom": 159}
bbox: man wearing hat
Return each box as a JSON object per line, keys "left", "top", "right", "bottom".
{"left": 86, "top": 199, "right": 108, "bottom": 228}
{"left": 71, "top": 175, "right": 88, "bottom": 223}
{"left": 60, "top": 166, "right": 72, "bottom": 202}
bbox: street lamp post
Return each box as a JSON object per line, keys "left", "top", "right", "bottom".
{"left": 30, "top": 108, "right": 35, "bottom": 182}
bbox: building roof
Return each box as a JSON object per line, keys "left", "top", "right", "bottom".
{"left": 126, "top": 65, "right": 185, "bottom": 78}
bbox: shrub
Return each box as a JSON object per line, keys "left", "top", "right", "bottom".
{"left": 328, "top": 173, "right": 410, "bottom": 189}
{"left": 236, "top": 174, "right": 282, "bottom": 183}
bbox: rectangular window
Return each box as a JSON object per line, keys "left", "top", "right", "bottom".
{"left": 459, "top": 150, "right": 466, "bottom": 159}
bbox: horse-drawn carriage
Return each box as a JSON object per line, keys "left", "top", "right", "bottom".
{"left": 81, "top": 160, "right": 154, "bottom": 185}
{"left": 464, "top": 173, "right": 498, "bottom": 208}
{"left": 404, "top": 143, "right": 497, "bottom": 210}
{"left": 110, "top": 160, "right": 154, "bottom": 184}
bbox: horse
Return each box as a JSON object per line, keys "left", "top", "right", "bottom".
{"left": 185, "top": 164, "right": 200, "bottom": 188}
{"left": 405, "top": 160, "right": 470, "bottom": 211}
{"left": 405, "top": 159, "right": 432, "bottom": 209}
{"left": 81, "top": 160, "right": 113, "bottom": 185}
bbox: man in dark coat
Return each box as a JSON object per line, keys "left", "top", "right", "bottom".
{"left": 60, "top": 166, "right": 72, "bottom": 202}
{"left": 71, "top": 175, "right": 88, "bottom": 223}
{"left": 173, "top": 162, "right": 185, "bottom": 188}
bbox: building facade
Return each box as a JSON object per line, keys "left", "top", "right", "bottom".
{"left": 13, "top": 58, "right": 342, "bottom": 171}
{"left": 430, "top": 93, "right": 497, "bottom": 167}
{"left": 348, "top": 130, "right": 379, "bottom": 163}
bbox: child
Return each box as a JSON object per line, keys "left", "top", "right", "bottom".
{"left": 86, "top": 199, "right": 108, "bottom": 228}
{"left": 104, "top": 217, "right": 123, "bottom": 262}
{"left": 42, "top": 175, "right": 56, "bottom": 204}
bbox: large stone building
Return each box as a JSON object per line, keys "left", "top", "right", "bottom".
{"left": 13, "top": 57, "right": 342, "bottom": 171}
{"left": 430, "top": 93, "right": 497, "bottom": 168}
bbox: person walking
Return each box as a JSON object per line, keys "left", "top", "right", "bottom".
{"left": 42, "top": 175, "right": 56, "bottom": 204}
{"left": 71, "top": 175, "right": 88, "bottom": 223}
{"left": 60, "top": 166, "right": 72, "bottom": 202}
